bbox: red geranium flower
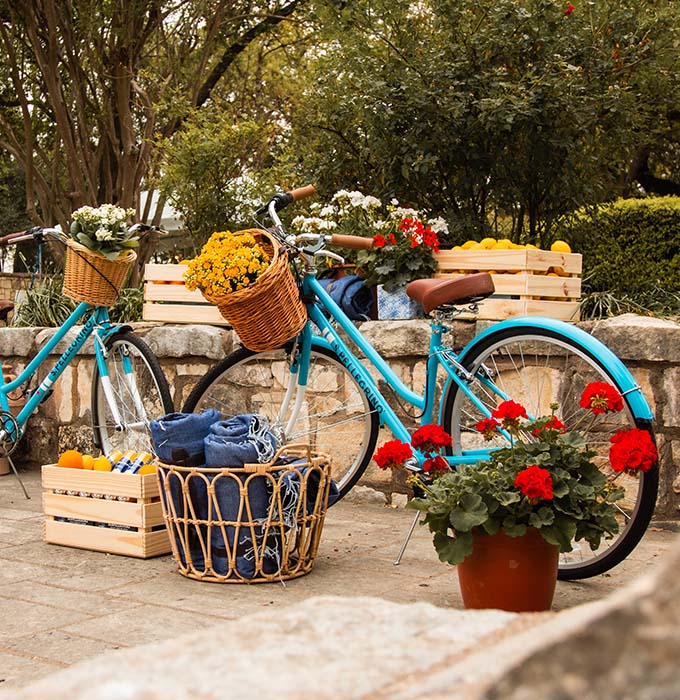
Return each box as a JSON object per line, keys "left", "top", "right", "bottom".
{"left": 423, "top": 455, "right": 449, "bottom": 475}
{"left": 609, "top": 428, "right": 657, "bottom": 473}
{"left": 491, "top": 399, "right": 528, "bottom": 430}
{"left": 476, "top": 417, "right": 501, "bottom": 440}
{"left": 514, "top": 465, "right": 554, "bottom": 503}
{"left": 579, "top": 382, "right": 624, "bottom": 415}
{"left": 372, "top": 234, "right": 386, "bottom": 248}
{"left": 564, "top": 4, "right": 575, "bottom": 15}
{"left": 374, "top": 439, "right": 412, "bottom": 470}
{"left": 411, "top": 424, "right": 452, "bottom": 453}
{"left": 531, "top": 415, "right": 566, "bottom": 437}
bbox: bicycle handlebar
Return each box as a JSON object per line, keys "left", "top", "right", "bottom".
{"left": 329, "top": 233, "right": 374, "bottom": 250}
{"left": 0, "top": 230, "right": 31, "bottom": 247}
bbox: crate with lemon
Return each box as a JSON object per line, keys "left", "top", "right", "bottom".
{"left": 434, "top": 238, "right": 581, "bottom": 321}
{"left": 41, "top": 448, "right": 170, "bottom": 558}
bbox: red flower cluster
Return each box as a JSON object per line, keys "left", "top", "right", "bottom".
{"left": 564, "top": 3, "right": 575, "bottom": 15}
{"left": 476, "top": 417, "right": 500, "bottom": 439}
{"left": 374, "top": 439, "right": 413, "bottom": 470}
{"left": 399, "top": 217, "right": 440, "bottom": 253}
{"left": 423, "top": 455, "right": 449, "bottom": 476}
{"left": 372, "top": 232, "right": 397, "bottom": 248}
{"left": 514, "top": 465, "right": 554, "bottom": 503}
{"left": 579, "top": 382, "right": 624, "bottom": 415}
{"left": 609, "top": 428, "right": 657, "bottom": 473}
{"left": 411, "top": 424, "right": 452, "bottom": 453}
{"left": 492, "top": 399, "right": 528, "bottom": 430}
{"left": 531, "top": 415, "right": 566, "bottom": 437}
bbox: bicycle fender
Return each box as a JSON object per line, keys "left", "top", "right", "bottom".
{"left": 450, "top": 316, "right": 653, "bottom": 420}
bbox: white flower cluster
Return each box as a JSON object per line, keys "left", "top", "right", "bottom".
{"left": 70, "top": 203, "right": 138, "bottom": 258}
{"left": 72, "top": 204, "right": 134, "bottom": 231}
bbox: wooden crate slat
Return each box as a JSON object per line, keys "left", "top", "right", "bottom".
{"left": 43, "top": 493, "right": 165, "bottom": 528}
{"left": 142, "top": 302, "right": 228, "bottom": 325}
{"left": 41, "top": 465, "right": 157, "bottom": 499}
{"left": 144, "top": 263, "right": 188, "bottom": 282}
{"left": 145, "top": 284, "right": 204, "bottom": 303}
{"left": 456, "top": 298, "right": 580, "bottom": 322}
{"left": 435, "top": 249, "right": 582, "bottom": 274}
{"left": 44, "top": 519, "right": 170, "bottom": 558}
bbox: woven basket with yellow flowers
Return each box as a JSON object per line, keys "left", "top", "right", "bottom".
{"left": 183, "top": 229, "right": 306, "bottom": 351}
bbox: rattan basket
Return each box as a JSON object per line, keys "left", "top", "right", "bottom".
{"left": 203, "top": 229, "right": 307, "bottom": 352}
{"left": 63, "top": 240, "right": 137, "bottom": 307}
{"left": 157, "top": 445, "right": 332, "bottom": 583}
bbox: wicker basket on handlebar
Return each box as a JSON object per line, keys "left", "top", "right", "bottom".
{"left": 203, "top": 229, "right": 307, "bottom": 352}
{"left": 63, "top": 240, "right": 137, "bottom": 307}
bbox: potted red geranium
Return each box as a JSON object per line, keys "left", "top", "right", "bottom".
{"left": 374, "top": 382, "right": 657, "bottom": 612}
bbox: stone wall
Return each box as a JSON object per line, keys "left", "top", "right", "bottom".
{"left": 1, "top": 313, "right": 679, "bottom": 520}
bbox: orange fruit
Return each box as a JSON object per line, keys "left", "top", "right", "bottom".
{"left": 57, "top": 449, "right": 83, "bottom": 469}
{"left": 137, "top": 463, "right": 158, "bottom": 475}
{"left": 93, "top": 456, "right": 113, "bottom": 471}
{"left": 82, "top": 454, "right": 95, "bottom": 470}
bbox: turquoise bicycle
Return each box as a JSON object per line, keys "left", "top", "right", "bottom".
{"left": 0, "top": 226, "right": 173, "bottom": 491}
{"left": 182, "top": 187, "right": 658, "bottom": 580}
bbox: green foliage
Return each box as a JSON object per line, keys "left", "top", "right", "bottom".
{"left": 559, "top": 197, "right": 680, "bottom": 315}
{"left": 281, "top": 0, "right": 680, "bottom": 244}
{"left": 11, "top": 277, "right": 143, "bottom": 327}
{"left": 157, "top": 108, "right": 278, "bottom": 251}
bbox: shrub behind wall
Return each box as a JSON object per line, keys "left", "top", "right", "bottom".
{"left": 558, "top": 197, "right": 680, "bottom": 303}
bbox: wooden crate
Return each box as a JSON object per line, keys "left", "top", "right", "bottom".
{"left": 434, "top": 249, "right": 582, "bottom": 321}
{"left": 42, "top": 465, "right": 171, "bottom": 558}
{"left": 142, "top": 263, "right": 228, "bottom": 325}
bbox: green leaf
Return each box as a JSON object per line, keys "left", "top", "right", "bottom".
{"left": 433, "top": 531, "right": 473, "bottom": 565}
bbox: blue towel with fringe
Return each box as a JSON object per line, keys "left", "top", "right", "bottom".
{"left": 150, "top": 409, "right": 220, "bottom": 466}
{"left": 204, "top": 413, "right": 278, "bottom": 467}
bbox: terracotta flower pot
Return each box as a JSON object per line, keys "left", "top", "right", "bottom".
{"left": 457, "top": 528, "right": 559, "bottom": 612}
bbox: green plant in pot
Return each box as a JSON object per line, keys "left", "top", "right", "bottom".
{"left": 374, "top": 383, "right": 658, "bottom": 612}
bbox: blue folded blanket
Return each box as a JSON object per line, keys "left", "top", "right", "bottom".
{"left": 204, "top": 413, "right": 278, "bottom": 467}
{"left": 150, "top": 409, "right": 220, "bottom": 466}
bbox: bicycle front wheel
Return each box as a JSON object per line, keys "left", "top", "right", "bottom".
{"left": 440, "top": 324, "right": 658, "bottom": 580}
{"left": 92, "top": 332, "right": 173, "bottom": 455}
{"left": 182, "top": 344, "right": 380, "bottom": 499}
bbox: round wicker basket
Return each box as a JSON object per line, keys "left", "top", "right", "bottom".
{"left": 63, "top": 240, "right": 137, "bottom": 307}
{"left": 203, "top": 229, "right": 307, "bottom": 351}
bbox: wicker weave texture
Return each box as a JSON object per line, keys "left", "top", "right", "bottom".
{"left": 63, "top": 240, "right": 136, "bottom": 306}
{"left": 157, "top": 446, "right": 332, "bottom": 583}
{"left": 204, "top": 229, "right": 307, "bottom": 351}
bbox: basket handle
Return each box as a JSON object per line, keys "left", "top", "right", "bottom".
{"left": 242, "top": 442, "right": 315, "bottom": 472}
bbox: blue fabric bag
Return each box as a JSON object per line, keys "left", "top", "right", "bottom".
{"left": 318, "top": 274, "right": 374, "bottom": 321}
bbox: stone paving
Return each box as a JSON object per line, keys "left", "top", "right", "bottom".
{"left": 0, "top": 468, "right": 677, "bottom": 692}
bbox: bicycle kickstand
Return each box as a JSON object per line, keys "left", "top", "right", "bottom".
{"left": 393, "top": 510, "right": 420, "bottom": 566}
{"left": 6, "top": 453, "right": 30, "bottom": 500}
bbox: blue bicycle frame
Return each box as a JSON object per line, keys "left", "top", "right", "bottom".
{"left": 281, "top": 270, "right": 652, "bottom": 470}
{"left": 0, "top": 303, "right": 132, "bottom": 444}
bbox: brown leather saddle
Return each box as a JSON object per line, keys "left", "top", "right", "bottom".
{"left": 406, "top": 273, "right": 495, "bottom": 314}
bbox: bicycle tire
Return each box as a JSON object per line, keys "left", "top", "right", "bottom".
{"left": 91, "top": 331, "right": 173, "bottom": 455}
{"left": 440, "top": 324, "right": 658, "bottom": 580}
{"left": 181, "top": 344, "right": 380, "bottom": 499}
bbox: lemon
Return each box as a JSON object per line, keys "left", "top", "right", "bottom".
{"left": 82, "top": 454, "right": 95, "bottom": 470}
{"left": 550, "top": 240, "right": 571, "bottom": 253}
{"left": 461, "top": 240, "right": 477, "bottom": 249}
{"left": 93, "top": 456, "right": 113, "bottom": 471}
{"left": 479, "top": 237, "right": 497, "bottom": 249}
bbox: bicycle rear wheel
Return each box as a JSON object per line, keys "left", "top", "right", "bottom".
{"left": 440, "top": 324, "right": 658, "bottom": 580}
{"left": 92, "top": 332, "right": 173, "bottom": 455}
{"left": 182, "top": 344, "right": 380, "bottom": 499}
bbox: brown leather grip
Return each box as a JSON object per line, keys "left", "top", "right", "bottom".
{"left": 0, "top": 230, "right": 29, "bottom": 247}
{"left": 290, "top": 184, "right": 316, "bottom": 201}
{"left": 330, "top": 234, "right": 374, "bottom": 250}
